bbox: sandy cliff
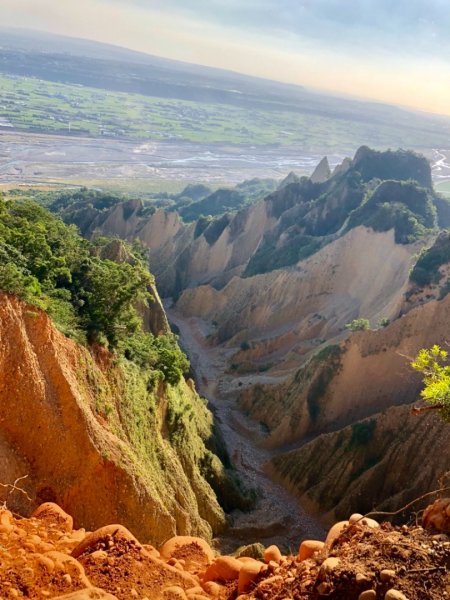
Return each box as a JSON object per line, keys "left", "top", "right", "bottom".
{"left": 269, "top": 404, "right": 450, "bottom": 526}
{"left": 241, "top": 292, "right": 450, "bottom": 448}
{"left": 0, "top": 293, "right": 226, "bottom": 544}
{"left": 177, "top": 227, "right": 421, "bottom": 371}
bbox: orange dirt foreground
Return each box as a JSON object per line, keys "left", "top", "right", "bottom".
{"left": 1, "top": 502, "right": 450, "bottom": 599}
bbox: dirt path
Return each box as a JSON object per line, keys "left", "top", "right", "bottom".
{"left": 167, "top": 308, "right": 325, "bottom": 553}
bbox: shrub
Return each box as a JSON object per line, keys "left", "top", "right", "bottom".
{"left": 378, "top": 317, "right": 390, "bottom": 328}
{"left": 411, "top": 345, "right": 450, "bottom": 422}
{"left": 345, "top": 318, "right": 370, "bottom": 331}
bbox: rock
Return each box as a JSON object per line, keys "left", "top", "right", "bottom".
{"left": 71, "top": 525, "right": 140, "bottom": 558}
{"left": 233, "top": 543, "right": 265, "bottom": 560}
{"left": 355, "top": 572, "right": 371, "bottom": 584}
{"left": 361, "top": 517, "right": 379, "bottom": 529}
{"left": 317, "top": 581, "right": 331, "bottom": 595}
{"left": 423, "top": 498, "right": 450, "bottom": 532}
{"left": 298, "top": 540, "right": 325, "bottom": 561}
{"left": 359, "top": 591, "right": 376, "bottom": 600}
{"left": 380, "top": 569, "right": 396, "bottom": 582}
{"left": 237, "top": 560, "right": 264, "bottom": 594}
{"left": 332, "top": 157, "right": 352, "bottom": 177}
{"left": 0, "top": 509, "right": 13, "bottom": 526}
{"left": 160, "top": 536, "right": 214, "bottom": 573}
{"left": 385, "top": 590, "right": 408, "bottom": 600}
{"left": 263, "top": 545, "right": 282, "bottom": 563}
{"left": 349, "top": 513, "right": 364, "bottom": 524}
{"left": 201, "top": 581, "right": 224, "bottom": 597}
{"left": 45, "top": 551, "right": 92, "bottom": 586}
{"left": 186, "top": 587, "right": 204, "bottom": 596}
{"left": 90, "top": 550, "right": 108, "bottom": 561}
{"left": 310, "top": 156, "right": 331, "bottom": 183}
{"left": 325, "top": 521, "right": 349, "bottom": 547}
{"left": 162, "top": 586, "right": 187, "bottom": 600}
{"left": 278, "top": 171, "right": 300, "bottom": 189}
{"left": 53, "top": 589, "right": 118, "bottom": 599}
{"left": 32, "top": 503, "right": 73, "bottom": 532}
{"left": 202, "top": 556, "right": 242, "bottom": 582}
{"left": 259, "top": 575, "right": 283, "bottom": 587}
{"left": 319, "top": 557, "right": 341, "bottom": 578}
{"left": 35, "top": 554, "right": 55, "bottom": 573}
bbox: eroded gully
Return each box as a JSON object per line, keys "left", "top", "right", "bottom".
{"left": 167, "top": 308, "right": 325, "bottom": 553}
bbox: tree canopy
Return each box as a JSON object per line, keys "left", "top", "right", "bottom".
{"left": 0, "top": 197, "right": 189, "bottom": 384}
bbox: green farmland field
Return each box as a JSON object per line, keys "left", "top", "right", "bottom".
{"left": 1, "top": 74, "right": 450, "bottom": 151}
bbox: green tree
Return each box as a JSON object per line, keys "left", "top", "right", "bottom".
{"left": 411, "top": 345, "right": 450, "bottom": 422}
{"left": 0, "top": 197, "right": 189, "bottom": 384}
{"left": 378, "top": 317, "right": 390, "bottom": 328}
{"left": 345, "top": 318, "right": 370, "bottom": 332}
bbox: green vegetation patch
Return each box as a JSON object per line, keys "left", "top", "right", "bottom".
{"left": 3, "top": 73, "right": 450, "bottom": 149}
{"left": 0, "top": 195, "right": 189, "bottom": 385}
{"left": 346, "top": 179, "right": 437, "bottom": 243}
{"left": 410, "top": 231, "right": 450, "bottom": 287}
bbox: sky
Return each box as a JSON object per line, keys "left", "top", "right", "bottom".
{"left": 1, "top": 0, "right": 450, "bottom": 115}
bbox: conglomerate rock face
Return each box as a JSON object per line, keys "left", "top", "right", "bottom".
{"left": 0, "top": 293, "right": 225, "bottom": 544}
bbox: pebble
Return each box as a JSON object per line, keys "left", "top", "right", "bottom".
{"left": 162, "top": 587, "right": 187, "bottom": 600}
{"left": 349, "top": 513, "right": 364, "bottom": 524}
{"left": 355, "top": 572, "right": 371, "bottom": 584}
{"left": 90, "top": 550, "right": 108, "bottom": 560}
{"left": 358, "top": 590, "right": 377, "bottom": 600}
{"left": 380, "top": 569, "right": 396, "bottom": 582}
{"left": 263, "top": 544, "right": 282, "bottom": 564}
{"left": 359, "top": 591, "right": 376, "bottom": 600}
{"left": 237, "top": 560, "right": 264, "bottom": 594}
{"left": 35, "top": 554, "right": 55, "bottom": 573}
{"left": 298, "top": 540, "right": 325, "bottom": 561}
{"left": 361, "top": 517, "right": 380, "bottom": 529}
{"left": 325, "top": 521, "right": 349, "bottom": 547}
{"left": 319, "top": 557, "right": 341, "bottom": 577}
{"left": 385, "top": 590, "right": 408, "bottom": 600}
{"left": 317, "top": 581, "right": 331, "bottom": 595}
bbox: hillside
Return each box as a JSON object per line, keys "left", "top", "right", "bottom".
{"left": 36, "top": 146, "right": 450, "bottom": 379}
{"left": 4, "top": 147, "right": 450, "bottom": 598}
{"left": 47, "top": 147, "right": 444, "bottom": 296}
{"left": 237, "top": 293, "right": 450, "bottom": 524}
{"left": 0, "top": 198, "right": 250, "bottom": 544}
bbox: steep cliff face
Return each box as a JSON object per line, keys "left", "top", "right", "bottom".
{"left": 0, "top": 293, "right": 226, "bottom": 544}
{"left": 176, "top": 227, "right": 422, "bottom": 371}
{"left": 241, "top": 292, "right": 450, "bottom": 449}
{"left": 52, "top": 147, "right": 438, "bottom": 300}
{"left": 402, "top": 230, "right": 450, "bottom": 314}
{"left": 269, "top": 404, "right": 450, "bottom": 526}
{"left": 231, "top": 293, "right": 450, "bottom": 526}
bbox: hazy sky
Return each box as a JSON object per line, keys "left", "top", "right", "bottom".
{"left": 1, "top": 0, "right": 450, "bottom": 115}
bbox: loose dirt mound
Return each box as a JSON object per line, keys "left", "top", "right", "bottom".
{"left": 2, "top": 503, "right": 450, "bottom": 599}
